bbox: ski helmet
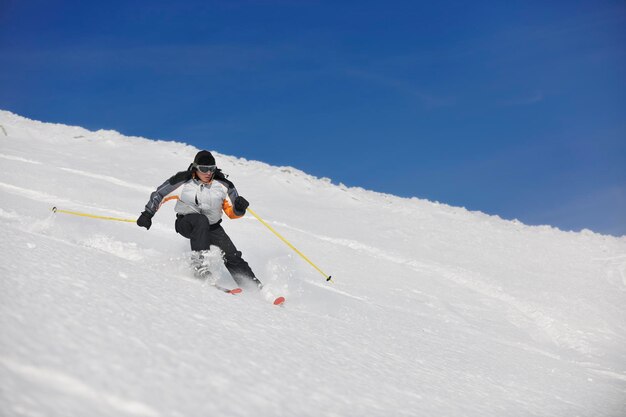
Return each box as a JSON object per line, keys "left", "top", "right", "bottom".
{"left": 193, "top": 150, "right": 216, "bottom": 166}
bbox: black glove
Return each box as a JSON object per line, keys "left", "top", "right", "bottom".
{"left": 137, "top": 211, "right": 153, "bottom": 230}
{"left": 234, "top": 196, "right": 249, "bottom": 212}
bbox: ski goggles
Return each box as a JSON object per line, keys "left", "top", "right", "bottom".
{"left": 193, "top": 164, "right": 217, "bottom": 173}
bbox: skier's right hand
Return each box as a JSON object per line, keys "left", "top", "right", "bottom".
{"left": 137, "top": 211, "right": 153, "bottom": 230}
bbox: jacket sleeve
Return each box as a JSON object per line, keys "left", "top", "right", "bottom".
{"left": 144, "top": 171, "right": 191, "bottom": 215}
{"left": 218, "top": 179, "right": 246, "bottom": 219}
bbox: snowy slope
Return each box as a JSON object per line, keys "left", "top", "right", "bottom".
{"left": 1, "top": 110, "right": 625, "bottom": 417}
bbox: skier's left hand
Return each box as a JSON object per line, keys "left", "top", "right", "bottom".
{"left": 234, "top": 196, "right": 249, "bottom": 212}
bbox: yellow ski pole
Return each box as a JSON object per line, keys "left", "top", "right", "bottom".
{"left": 246, "top": 207, "right": 333, "bottom": 283}
{"left": 51, "top": 207, "right": 136, "bottom": 223}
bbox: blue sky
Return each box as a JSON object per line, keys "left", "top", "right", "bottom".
{"left": 1, "top": 0, "right": 625, "bottom": 236}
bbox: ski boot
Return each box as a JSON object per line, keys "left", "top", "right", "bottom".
{"left": 191, "top": 251, "right": 214, "bottom": 282}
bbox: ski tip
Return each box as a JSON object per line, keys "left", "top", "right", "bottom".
{"left": 229, "top": 288, "right": 243, "bottom": 294}
{"left": 273, "top": 296, "right": 285, "bottom": 306}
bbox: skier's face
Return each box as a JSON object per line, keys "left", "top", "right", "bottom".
{"left": 196, "top": 170, "right": 213, "bottom": 183}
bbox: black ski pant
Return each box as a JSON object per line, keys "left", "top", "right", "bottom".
{"left": 175, "top": 213, "right": 261, "bottom": 288}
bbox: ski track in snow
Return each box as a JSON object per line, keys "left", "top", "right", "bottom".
{"left": 0, "top": 180, "right": 138, "bottom": 220}
{"left": 58, "top": 167, "right": 154, "bottom": 193}
{"left": 0, "top": 152, "right": 42, "bottom": 165}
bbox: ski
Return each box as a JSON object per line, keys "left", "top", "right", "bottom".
{"left": 259, "top": 285, "right": 285, "bottom": 306}
{"left": 214, "top": 284, "right": 283, "bottom": 304}
{"left": 213, "top": 284, "right": 282, "bottom": 304}
{"left": 188, "top": 273, "right": 282, "bottom": 303}
{"left": 211, "top": 283, "right": 243, "bottom": 294}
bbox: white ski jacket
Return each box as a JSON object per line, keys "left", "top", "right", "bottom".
{"left": 144, "top": 170, "right": 245, "bottom": 224}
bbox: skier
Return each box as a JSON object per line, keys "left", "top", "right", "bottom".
{"left": 136, "top": 150, "right": 262, "bottom": 289}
